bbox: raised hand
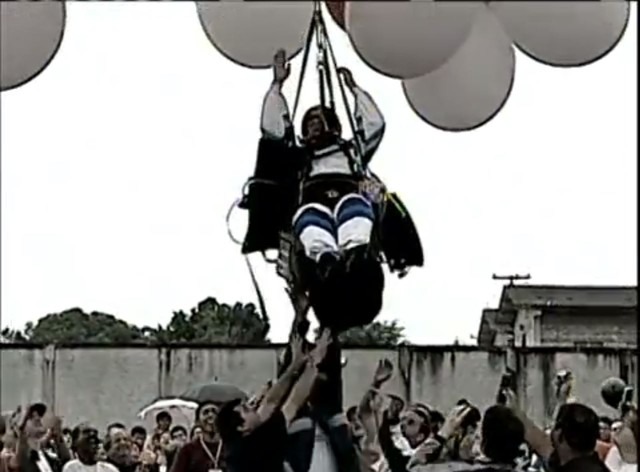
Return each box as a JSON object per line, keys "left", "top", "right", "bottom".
{"left": 372, "top": 358, "right": 393, "bottom": 387}
{"left": 439, "top": 404, "right": 472, "bottom": 439}
{"left": 290, "top": 333, "right": 306, "bottom": 367}
{"left": 309, "top": 328, "right": 332, "bottom": 366}
{"left": 273, "top": 49, "right": 290, "bottom": 85}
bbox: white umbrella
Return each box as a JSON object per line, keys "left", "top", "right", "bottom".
{"left": 137, "top": 399, "right": 198, "bottom": 426}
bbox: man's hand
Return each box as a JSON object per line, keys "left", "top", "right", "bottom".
{"left": 501, "top": 388, "right": 519, "bottom": 411}
{"left": 372, "top": 358, "right": 393, "bottom": 388}
{"left": 386, "top": 395, "right": 404, "bottom": 423}
{"left": 290, "top": 333, "right": 306, "bottom": 368}
{"left": 337, "top": 67, "right": 357, "bottom": 89}
{"left": 439, "top": 404, "right": 472, "bottom": 439}
{"left": 273, "top": 49, "right": 290, "bottom": 85}
{"left": 286, "top": 286, "right": 310, "bottom": 320}
{"left": 309, "top": 329, "right": 332, "bottom": 366}
{"left": 555, "top": 371, "right": 573, "bottom": 402}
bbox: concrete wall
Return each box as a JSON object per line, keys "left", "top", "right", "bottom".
{"left": 1, "top": 345, "right": 637, "bottom": 430}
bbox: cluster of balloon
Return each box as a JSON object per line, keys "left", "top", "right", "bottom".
{"left": 197, "top": 0, "right": 630, "bottom": 132}
{"left": 0, "top": 1, "right": 66, "bottom": 92}
{"left": 1, "top": 0, "right": 630, "bottom": 132}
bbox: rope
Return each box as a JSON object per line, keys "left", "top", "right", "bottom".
{"left": 318, "top": 13, "right": 365, "bottom": 173}
{"left": 291, "top": 4, "right": 320, "bottom": 123}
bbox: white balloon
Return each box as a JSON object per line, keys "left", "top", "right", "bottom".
{"left": 403, "top": 7, "right": 515, "bottom": 131}
{"left": 346, "top": 0, "right": 481, "bottom": 79}
{"left": 1, "top": 0, "right": 66, "bottom": 92}
{"left": 196, "top": 0, "right": 314, "bottom": 69}
{"left": 491, "top": 0, "right": 630, "bottom": 67}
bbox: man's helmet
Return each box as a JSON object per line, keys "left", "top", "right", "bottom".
{"left": 301, "top": 105, "right": 342, "bottom": 137}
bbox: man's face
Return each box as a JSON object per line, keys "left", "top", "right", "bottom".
{"left": 234, "top": 403, "right": 261, "bottom": 435}
{"left": 75, "top": 426, "right": 100, "bottom": 464}
{"left": 24, "top": 414, "right": 47, "bottom": 441}
{"left": 171, "top": 429, "right": 187, "bottom": 447}
{"left": 198, "top": 404, "right": 218, "bottom": 434}
{"left": 304, "top": 111, "right": 327, "bottom": 144}
{"left": 107, "top": 429, "right": 132, "bottom": 463}
{"left": 131, "top": 432, "right": 146, "bottom": 449}
{"left": 599, "top": 422, "right": 612, "bottom": 442}
{"left": 156, "top": 417, "right": 171, "bottom": 433}
{"left": 400, "top": 410, "right": 424, "bottom": 445}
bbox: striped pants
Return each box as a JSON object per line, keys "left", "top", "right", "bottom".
{"left": 292, "top": 193, "right": 375, "bottom": 262}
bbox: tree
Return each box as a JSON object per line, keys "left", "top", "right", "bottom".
{"left": 162, "top": 297, "right": 270, "bottom": 344}
{"left": 315, "top": 320, "right": 406, "bottom": 346}
{"left": 1, "top": 297, "right": 270, "bottom": 345}
{"left": 26, "top": 308, "right": 146, "bottom": 344}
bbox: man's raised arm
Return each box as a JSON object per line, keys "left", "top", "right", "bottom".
{"left": 260, "top": 49, "right": 292, "bottom": 140}
{"left": 339, "top": 68, "right": 385, "bottom": 163}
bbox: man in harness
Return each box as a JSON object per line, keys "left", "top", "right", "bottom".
{"left": 261, "top": 49, "right": 386, "bottom": 331}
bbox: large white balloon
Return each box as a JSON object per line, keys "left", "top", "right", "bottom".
{"left": 196, "top": 0, "right": 314, "bottom": 69}
{"left": 1, "top": 0, "right": 66, "bottom": 92}
{"left": 491, "top": 0, "right": 630, "bottom": 67}
{"left": 346, "top": 0, "right": 481, "bottom": 79}
{"left": 403, "top": 7, "right": 515, "bottom": 132}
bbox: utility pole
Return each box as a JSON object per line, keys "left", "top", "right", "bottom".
{"left": 492, "top": 273, "right": 531, "bottom": 286}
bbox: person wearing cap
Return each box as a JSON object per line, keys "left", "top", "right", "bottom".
{"left": 11, "top": 403, "right": 71, "bottom": 472}
{"left": 62, "top": 424, "right": 117, "bottom": 472}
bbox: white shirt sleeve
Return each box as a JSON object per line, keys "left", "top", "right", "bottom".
{"left": 604, "top": 445, "right": 624, "bottom": 472}
{"left": 260, "top": 82, "right": 291, "bottom": 140}
{"left": 352, "top": 86, "right": 385, "bottom": 160}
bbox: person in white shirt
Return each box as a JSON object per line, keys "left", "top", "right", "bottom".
{"left": 62, "top": 425, "right": 118, "bottom": 472}
{"left": 261, "top": 49, "right": 386, "bottom": 331}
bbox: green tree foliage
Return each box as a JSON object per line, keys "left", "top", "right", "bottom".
{"left": 0, "top": 298, "right": 270, "bottom": 345}
{"left": 316, "top": 320, "right": 406, "bottom": 346}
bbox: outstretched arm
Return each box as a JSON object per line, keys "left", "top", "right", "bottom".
{"left": 339, "top": 68, "right": 385, "bottom": 164}
{"left": 261, "top": 50, "right": 293, "bottom": 141}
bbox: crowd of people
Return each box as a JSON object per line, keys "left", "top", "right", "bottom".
{"left": 0, "top": 324, "right": 637, "bottom": 472}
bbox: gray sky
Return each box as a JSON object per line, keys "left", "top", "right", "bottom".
{"left": 1, "top": 2, "right": 637, "bottom": 344}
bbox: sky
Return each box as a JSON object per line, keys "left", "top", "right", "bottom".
{"left": 1, "top": 2, "right": 637, "bottom": 345}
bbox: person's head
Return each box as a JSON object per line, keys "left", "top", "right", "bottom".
{"left": 455, "top": 405, "right": 482, "bottom": 462}
{"left": 551, "top": 403, "right": 600, "bottom": 466}
{"left": 71, "top": 424, "right": 101, "bottom": 465}
{"left": 169, "top": 426, "right": 188, "bottom": 447}
{"left": 301, "top": 105, "right": 342, "bottom": 149}
{"left": 190, "top": 425, "right": 203, "bottom": 442}
{"left": 428, "top": 409, "right": 445, "bottom": 435}
{"left": 480, "top": 405, "right": 525, "bottom": 465}
{"left": 400, "top": 407, "right": 431, "bottom": 448}
{"left": 106, "top": 423, "right": 126, "bottom": 438}
{"left": 155, "top": 412, "right": 172, "bottom": 433}
{"left": 159, "top": 432, "right": 172, "bottom": 452}
{"left": 195, "top": 402, "right": 219, "bottom": 437}
{"left": 599, "top": 416, "right": 613, "bottom": 443}
{"left": 215, "top": 398, "right": 261, "bottom": 444}
{"left": 24, "top": 404, "right": 48, "bottom": 447}
{"left": 130, "top": 426, "right": 146, "bottom": 449}
{"left": 105, "top": 427, "right": 133, "bottom": 465}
